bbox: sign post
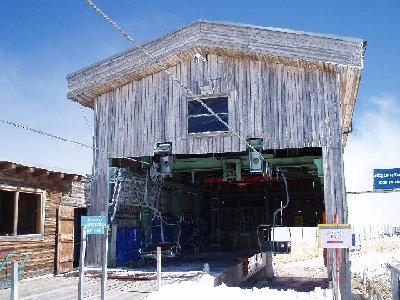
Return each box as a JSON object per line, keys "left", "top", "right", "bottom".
{"left": 101, "top": 225, "right": 109, "bottom": 300}
{"left": 81, "top": 216, "right": 107, "bottom": 235}
{"left": 318, "top": 222, "right": 352, "bottom": 300}
{"left": 318, "top": 224, "right": 352, "bottom": 249}
{"left": 157, "top": 247, "right": 162, "bottom": 290}
{"left": 78, "top": 216, "right": 108, "bottom": 300}
{"left": 11, "top": 261, "right": 18, "bottom": 300}
{"left": 78, "top": 226, "right": 87, "bottom": 300}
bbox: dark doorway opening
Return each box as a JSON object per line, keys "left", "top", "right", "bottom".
{"left": 73, "top": 207, "right": 87, "bottom": 267}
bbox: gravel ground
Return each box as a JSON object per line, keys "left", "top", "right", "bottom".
{"left": 247, "top": 238, "right": 400, "bottom": 299}
{"left": 241, "top": 242, "right": 329, "bottom": 293}
{"left": 272, "top": 242, "right": 327, "bottom": 279}
{"left": 350, "top": 236, "right": 400, "bottom": 300}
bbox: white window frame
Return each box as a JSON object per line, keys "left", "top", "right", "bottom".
{"left": 0, "top": 184, "right": 46, "bottom": 241}
{"left": 186, "top": 92, "right": 233, "bottom": 136}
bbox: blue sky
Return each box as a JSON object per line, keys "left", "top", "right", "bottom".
{"left": 1, "top": 1, "right": 399, "bottom": 224}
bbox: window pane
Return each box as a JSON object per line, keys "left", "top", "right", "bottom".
{"left": 17, "top": 192, "right": 40, "bottom": 235}
{"left": 188, "top": 97, "right": 228, "bottom": 116}
{"left": 188, "top": 113, "right": 228, "bottom": 133}
{"left": 0, "top": 190, "right": 15, "bottom": 236}
{"left": 188, "top": 96, "right": 229, "bottom": 134}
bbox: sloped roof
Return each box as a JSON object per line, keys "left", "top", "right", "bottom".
{"left": 67, "top": 20, "right": 366, "bottom": 144}
{"left": 0, "top": 160, "right": 85, "bottom": 181}
{"left": 67, "top": 20, "right": 366, "bottom": 107}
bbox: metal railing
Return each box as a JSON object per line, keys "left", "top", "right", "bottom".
{"left": 0, "top": 252, "right": 29, "bottom": 289}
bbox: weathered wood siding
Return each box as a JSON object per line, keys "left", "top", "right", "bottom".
{"left": 72, "top": 21, "right": 363, "bottom": 299}
{"left": 88, "top": 54, "right": 348, "bottom": 270}
{"left": 0, "top": 167, "right": 85, "bottom": 278}
{"left": 94, "top": 54, "right": 341, "bottom": 157}
{"left": 67, "top": 20, "right": 365, "bottom": 108}
{"left": 67, "top": 21, "right": 364, "bottom": 145}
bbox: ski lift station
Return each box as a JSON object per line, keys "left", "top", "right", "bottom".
{"left": 67, "top": 20, "right": 365, "bottom": 297}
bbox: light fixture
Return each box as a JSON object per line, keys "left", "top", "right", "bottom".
{"left": 154, "top": 142, "right": 173, "bottom": 176}
{"left": 247, "top": 138, "right": 263, "bottom": 173}
{"left": 160, "top": 156, "right": 172, "bottom": 176}
{"left": 249, "top": 151, "right": 262, "bottom": 173}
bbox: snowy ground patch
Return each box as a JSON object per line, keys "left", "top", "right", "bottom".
{"left": 145, "top": 278, "right": 332, "bottom": 300}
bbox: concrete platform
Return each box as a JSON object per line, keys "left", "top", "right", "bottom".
{"left": 113, "top": 250, "right": 266, "bottom": 286}
{"left": 0, "top": 251, "right": 266, "bottom": 299}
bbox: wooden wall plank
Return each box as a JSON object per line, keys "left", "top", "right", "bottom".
{"left": 92, "top": 53, "right": 345, "bottom": 158}
{"left": 0, "top": 169, "right": 84, "bottom": 278}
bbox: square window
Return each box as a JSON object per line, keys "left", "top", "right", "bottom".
{"left": 188, "top": 96, "right": 229, "bottom": 134}
{"left": 0, "top": 190, "right": 14, "bottom": 236}
{"left": 17, "top": 193, "right": 41, "bottom": 235}
{"left": 0, "top": 188, "right": 44, "bottom": 237}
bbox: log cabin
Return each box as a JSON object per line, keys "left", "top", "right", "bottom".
{"left": 0, "top": 160, "right": 86, "bottom": 280}
{"left": 67, "top": 20, "right": 366, "bottom": 297}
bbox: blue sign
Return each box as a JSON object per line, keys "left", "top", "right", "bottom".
{"left": 81, "top": 216, "right": 107, "bottom": 235}
{"left": 373, "top": 168, "right": 400, "bottom": 190}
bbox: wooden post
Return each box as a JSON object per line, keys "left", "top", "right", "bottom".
{"left": 264, "top": 251, "right": 274, "bottom": 279}
{"left": 101, "top": 226, "right": 109, "bottom": 300}
{"left": 344, "top": 251, "right": 351, "bottom": 300}
{"left": 110, "top": 224, "right": 117, "bottom": 267}
{"left": 13, "top": 192, "right": 19, "bottom": 236}
{"left": 334, "top": 213, "right": 341, "bottom": 300}
{"left": 362, "top": 270, "right": 367, "bottom": 299}
{"left": 390, "top": 265, "right": 399, "bottom": 300}
{"left": 157, "top": 247, "right": 162, "bottom": 290}
{"left": 11, "top": 261, "right": 18, "bottom": 300}
{"left": 78, "top": 226, "right": 87, "bottom": 300}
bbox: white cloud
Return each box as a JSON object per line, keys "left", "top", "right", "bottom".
{"left": 344, "top": 94, "right": 400, "bottom": 225}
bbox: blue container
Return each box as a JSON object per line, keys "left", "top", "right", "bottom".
{"left": 116, "top": 227, "right": 142, "bottom": 266}
{"left": 132, "top": 228, "right": 138, "bottom": 240}
{"left": 132, "top": 240, "right": 142, "bottom": 250}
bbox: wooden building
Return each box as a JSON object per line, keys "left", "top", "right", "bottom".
{"left": 0, "top": 160, "right": 86, "bottom": 278}
{"left": 67, "top": 20, "right": 365, "bottom": 297}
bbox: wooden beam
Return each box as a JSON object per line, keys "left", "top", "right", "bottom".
{"left": 33, "top": 169, "right": 50, "bottom": 177}
{"left": 0, "top": 162, "right": 16, "bottom": 171}
{"left": 16, "top": 166, "right": 35, "bottom": 174}
{"left": 63, "top": 174, "right": 78, "bottom": 181}
{"left": 48, "top": 172, "right": 65, "bottom": 180}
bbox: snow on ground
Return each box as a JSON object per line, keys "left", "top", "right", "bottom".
{"left": 144, "top": 245, "right": 333, "bottom": 300}
{"left": 144, "top": 237, "right": 400, "bottom": 300}
{"left": 145, "top": 276, "right": 332, "bottom": 300}
{"left": 351, "top": 249, "right": 400, "bottom": 277}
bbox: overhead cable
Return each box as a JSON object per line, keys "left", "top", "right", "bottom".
{"left": 347, "top": 190, "right": 400, "bottom": 194}
{"left": 84, "top": 0, "right": 262, "bottom": 156}
{"left": 0, "top": 118, "right": 150, "bottom": 166}
{"left": 80, "top": 106, "right": 93, "bottom": 134}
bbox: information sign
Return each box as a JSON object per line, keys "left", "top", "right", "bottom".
{"left": 373, "top": 168, "right": 400, "bottom": 190}
{"left": 81, "top": 216, "right": 107, "bottom": 235}
{"left": 318, "top": 224, "right": 352, "bottom": 248}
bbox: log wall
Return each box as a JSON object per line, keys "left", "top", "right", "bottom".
{"left": 0, "top": 165, "right": 85, "bottom": 278}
